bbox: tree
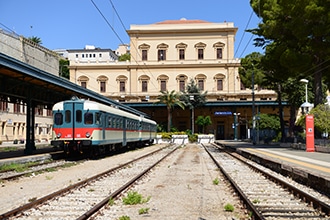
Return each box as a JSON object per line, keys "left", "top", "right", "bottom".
{"left": 156, "top": 90, "right": 185, "bottom": 132}
{"left": 180, "top": 79, "right": 207, "bottom": 133}
{"left": 118, "top": 53, "right": 130, "bottom": 61}
{"left": 195, "top": 116, "right": 212, "bottom": 134}
{"left": 59, "top": 59, "right": 70, "bottom": 79}
{"left": 250, "top": 0, "right": 330, "bottom": 107}
{"left": 308, "top": 104, "right": 330, "bottom": 136}
{"left": 28, "top": 36, "right": 42, "bottom": 44}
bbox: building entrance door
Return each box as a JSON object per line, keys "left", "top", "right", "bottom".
{"left": 216, "top": 123, "right": 225, "bottom": 140}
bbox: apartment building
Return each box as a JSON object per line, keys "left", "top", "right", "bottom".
{"left": 69, "top": 19, "right": 284, "bottom": 139}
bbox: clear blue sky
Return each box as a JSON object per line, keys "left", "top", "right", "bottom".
{"left": 0, "top": 0, "right": 263, "bottom": 58}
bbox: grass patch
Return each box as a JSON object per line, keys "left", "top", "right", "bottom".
{"left": 213, "top": 177, "right": 219, "bottom": 185}
{"left": 118, "top": 216, "right": 130, "bottom": 220}
{"left": 138, "top": 207, "right": 149, "bottom": 215}
{"left": 224, "top": 203, "right": 235, "bottom": 212}
{"left": 122, "top": 191, "right": 150, "bottom": 205}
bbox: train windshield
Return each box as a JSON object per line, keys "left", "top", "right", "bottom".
{"left": 54, "top": 113, "right": 63, "bottom": 125}
{"left": 84, "top": 112, "right": 93, "bottom": 125}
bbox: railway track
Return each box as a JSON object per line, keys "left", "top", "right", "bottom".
{"left": 203, "top": 143, "right": 330, "bottom": 219}
{"left": 0, "top": 159, "right": 78, "bottom": 181}
{"left": 1, "top": 144, "right": 177, "bottom": 219}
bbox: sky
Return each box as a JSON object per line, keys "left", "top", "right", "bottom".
{"left": 0, "top": 0, "right": 263, "bottom": 58}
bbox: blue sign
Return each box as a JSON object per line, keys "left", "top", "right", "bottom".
{"left": 214, "top": 111, "right": 232, "bottom": 116}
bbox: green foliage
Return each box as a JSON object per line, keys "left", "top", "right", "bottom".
{"left": 258, "top": 113, "right": 280, "bottom": 132}
{"left": 156, "top": 90, "right": 185, "bottom": 132}
{"left": 224, "top": 203, "right": 235, "bottom": 212}
{"left": 239, "top": 52, "right": 265, "bottom": 89}
{"left": 195, "top": 115, "right": 212, "bottom": 134}
{"left": 118, "top": 53, "right": 130, "bottom": 61}
{"left": 122, "top": 191, "right": 150, "bottom": 205}
{"left": 27, "top": 36, "right": 42, "bottom": 44}
{"left": 118, "top": 216, "right": 130, "bottom": 220}
{"left": 59, "top": 59, "right": 70, "bottom": 79}
{"left": 180, "top": 79, "right": 207, "bottom": 109}
{"left": 138, "top": 207, "right": 150, "bottom": 215}
{"left": 188, "top": 134, "right": 198, "bottom": 143}
{"left": 309, "top": 104, "right": 330, "bottom": 134}
{"left": 250, "top": 0, "right": 330, "bottom": 106}
{"left": 213, "top": 177, "right": 219, "bottom": 185}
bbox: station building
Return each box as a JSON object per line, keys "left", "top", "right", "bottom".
{"left": 68, "top": 19, "right": 288, "bottom": 140}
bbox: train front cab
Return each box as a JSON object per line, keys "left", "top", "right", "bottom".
{"left": 51, "top": 100, "right": 93, "bottom": 155}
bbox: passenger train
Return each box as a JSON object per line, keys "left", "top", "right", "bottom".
{"left": 51, "top": 97, "right": 157, "bottom": 156}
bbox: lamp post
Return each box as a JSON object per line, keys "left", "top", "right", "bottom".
{"left": 299, "top": 79, "right": 313, "bottom": 114}
{"left": 190, "top": 95, "right": 194, "bottom": 134}
{"left": 300, "top": 79, "right": 315, "bottom": 152}
{"left": 233, "top": 113, "right": 240, "bottom": 140}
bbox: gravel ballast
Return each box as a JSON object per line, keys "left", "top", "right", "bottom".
{"left": 0, "top": 144, "right": 248, "bottom": 219}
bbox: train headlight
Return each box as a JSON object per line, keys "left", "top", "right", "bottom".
{"left": 56, "top": 133, "right": 62, "bottom": 138}
{"left": 85, "top": 132, "right": 91, "bottom": 138}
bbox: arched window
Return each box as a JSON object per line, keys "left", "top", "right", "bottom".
{"left": 214, "top": 74, "right": 226, "bottom": 91}
{"left": 213, "top": 42, "right": 225, "bottom": 59}
{"left": 157, "top": 74, "right": 169, "bottom": 92}
{"left": 157, "top": 43, "right": 168, "bottom": 61}
{"left": 139, "top": 43, "right": 150, "bottom": 61}
{"left": 97, "top": 75, "right": 108, "bottom": 93}
{"left": 194, "top": 42, "right": 206, "bottom": 60}
{"left": 176, "top": 43, "right": 187, "bottom": 60}
{"left": 176, "top": 74, "right": 188, "bottom": 92}
{"left": 195, "top": 74, "right": 207, "bottom": 91}
{"left": 138, "top": 75, "right": 150, "bottom": 92}
{"left": 77, "top": 76, "right": 89, "bottom": 88}
{"left": 116, "top": 75, "right": 128, "bottom": 92}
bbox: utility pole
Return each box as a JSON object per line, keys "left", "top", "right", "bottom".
{"left": 252, "top": 70, "right": 256, "bottom": 145}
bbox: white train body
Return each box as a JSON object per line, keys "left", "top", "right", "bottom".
{"left": 51, "top": 97, "right": 157, "bottom": 155}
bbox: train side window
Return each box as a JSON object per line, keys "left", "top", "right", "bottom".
{"left": 84, "top": 112, "right": 93, "bottom": 125}
{"left": 65, "top": 110, "right": 71, "bottom": 123}
{"left": 95, "top": 112, "right": 101, "bottom": 125}
{"left": 108, "top": 117, "right": 112, "bottom": 127}
{"left": 54, "top": 113, "right": 63, "bottom": 125}
{"left": 76, "top": 110, "right": 82, "bottom": 123}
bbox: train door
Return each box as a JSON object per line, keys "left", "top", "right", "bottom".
{"left": 63, "top": 101, "right": 84, "bottom": 139}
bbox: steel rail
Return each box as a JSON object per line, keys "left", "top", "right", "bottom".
{"left": 0, "top": 144, "right": 173, "bottom": 219}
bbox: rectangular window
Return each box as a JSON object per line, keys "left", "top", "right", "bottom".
{"left": 84, "top": 112, "right": 93, "bottom": 124}
{"left": 14, "top": 103, "right": 19, "bottom": 113}
{"left": 142, "top": 80, "right": 148, "bottom": 92}
{"left": 198, "top": 49, "right": 204, "bottom": 60}
{"left": 120, "top": 81, "right": 125, "bottom": 92}
{"left": 217, "top": 79, "right": 223, "bottom": 91}
{"left": 179, "top": 80, "right": 185, "bottom": 92}
{"left": 82, "top": 54, "right": 84, "bottom": 58}
{"left": 142, "top": 50, "right": 148, "bottom": 61}
{"left": 179, "top": 49, "right": 185, "bottom": 60}
{"left": 158, "top": 50, "right": 166, "bottom": 61}
{"left": 217, "top": 48, "right": 223, "bottom": 59}
{"left": 65, "top": 110, "right": 71, "bottom": 123}
{"left": 76, "top": 54, "right": 78, "bottom": 58}
{"left": 54, "top": 113, "right": 63, "bottom": 125}
{"left": 198, "top": 79, "right": 204, "bottom": 91}
{"left": 160, "top": 80, "right": 166, "bottom": 92}
{"left": 81, "top": 81, "right": 87, "bottom": 88}
{"left": 100, "top": 81, "right": 106, "bottom": 93}
{"left": 240, "top": 81, "right": 246, "bottom": 90}
{"left": 99, "top": 53, "right": 102, "bottom": 57}
{"left": 76, "top": 110, "right": 82, "bottom": 123}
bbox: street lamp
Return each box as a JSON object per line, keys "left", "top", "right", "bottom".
{"left": 300, "top": 79, "right": 315, "bottom": 152}
{"left": 190, "top": 95, "right": 194, "bottom": 134}
{"left": 233, "top": 113, "right": 240, "bottom": 140}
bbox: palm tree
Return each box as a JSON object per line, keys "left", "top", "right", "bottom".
{"left": 156, "top": 90, "right": 185, "bottom": 131}
{"left": 28, "top": 36, "right": 42, "bottom": 44}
